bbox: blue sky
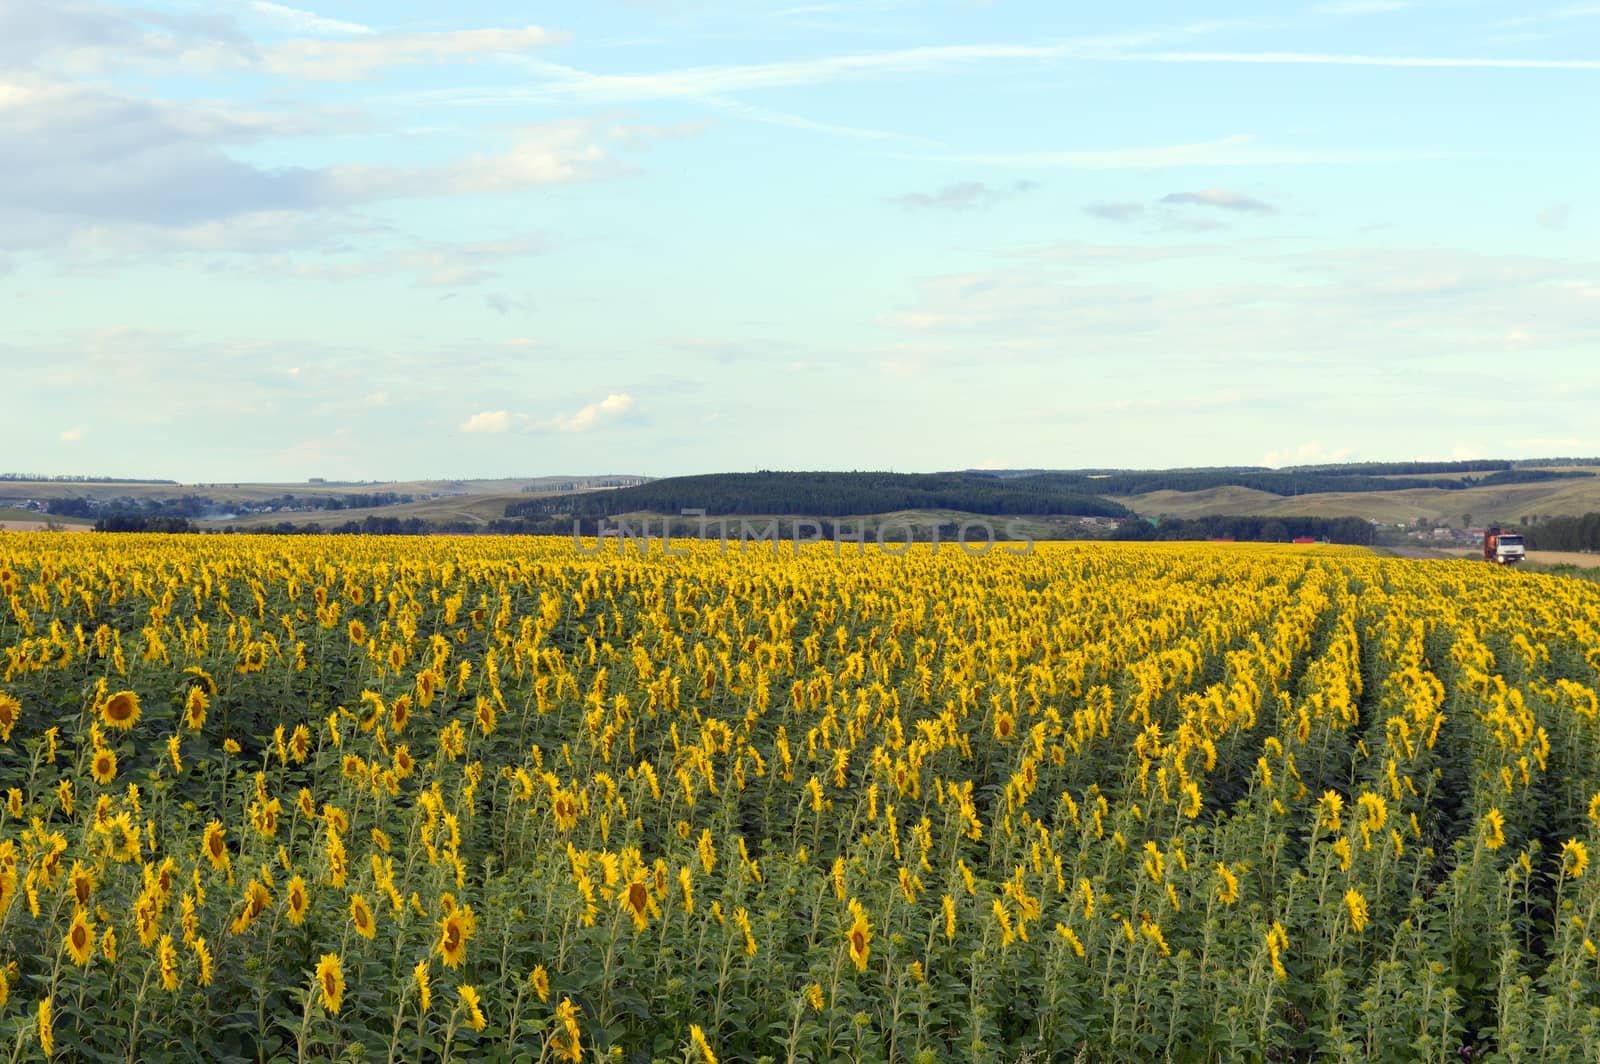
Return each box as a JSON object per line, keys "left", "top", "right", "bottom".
{"left": 2, "top": 0, "right": 1596, "bottom": 481}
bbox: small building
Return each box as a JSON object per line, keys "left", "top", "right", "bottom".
{"left": 1292, "top": 536, "right": 1315, "bottom": 544}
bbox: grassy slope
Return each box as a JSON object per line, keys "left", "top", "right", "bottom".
{"left": 197, "top": 493, "right": 531, "bottom": 529}
{"left": 1127, "top": 476, "right": 1600, "bottom": 525}
{"left": 0, "top": 506, "right": 93, "bottom": 526}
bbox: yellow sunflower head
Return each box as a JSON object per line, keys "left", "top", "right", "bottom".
{"left": 101, "top": 690, "right": 141, "bottom": 731}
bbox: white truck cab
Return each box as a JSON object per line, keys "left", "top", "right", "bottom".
{"left": 1484, "top": 527, "right": 1525, "bottom": 564}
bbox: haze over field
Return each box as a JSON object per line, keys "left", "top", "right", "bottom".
{"left": 1, "top": 0, "right": 1596, "bottom": 482}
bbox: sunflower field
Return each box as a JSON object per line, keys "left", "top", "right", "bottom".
{"left": 3, "top": 533, "right": 1600, "bottom": 1063}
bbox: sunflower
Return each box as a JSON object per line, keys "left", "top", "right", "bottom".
{"left": 285, "top": 875, "right": 309, "bottom": 926}
{"left": 1215, "top": 863, "right": 1240, "bottom": 906}
{"left": 350, "top": 893, "right": 376, "bottom": 939}
{"left": 0, "top": 692, "right": 19, "bottom": 742}
{"left": 458, "top": 983, "right": 487, "bottom": 1032}
{"left": 621, "top": 875, "right": 651, "bottom": 931}
{"left": 553, "top": 998, "right": 583, "bottom": 1063}
{"left": 689, "top": 1024, "right": 719, "bottom": 1064}
{"left": 1344, "top": 889, "right": 1369, "bottom": 934}
{"left": 158, "top": 934, "right": 180, "bottom": 991}
{"left": 845, "top": 899, "right": 872, "bottom": 972}
{"left": 70, "top": 865, "right": 98, "bottom": 907}
{"left": 202, "top": 822, "right": 229, "bottom": 870}
{"left": 414, "top": 959, "right": 432, "bottom": 1012}
{"left": 289, "top": 724, "right": 311, "bottom": 764}
{"left": 347, "top": 619, "right": 367, "bottom": 646}
{"left": 1563, "top": 839, "right": 1590, "bottom": 879}
{"left": 552, "top": 791, "right": 580, "bottom": 832}
{"left": 101, "top": 690, "right": 141, "bottom": 730}
{"left": 230, "top": 880, "right": 271, "bottom": 935}
{"left": 316, "top": 953, "right": 345, "bottom": 1014}
{"left": 529, "top": 964, "right": 550, "bottom": 1003}
{"left": 993, "top": 710, "right": 1016, "bottom": 740}
{"left": 112, "top": 815, "right": 141, "bottom": 863}
{"left": 182, "top": 687, "right": 208, "bottom": 731}
{"left": 1483, "top": 808, "right": 1506, "bottom": 850}
{"left": 38, "top": 997, "right": 54, "bottom": 1058}
{"left": 437, "top": 905, "right": 476, "bottom": 969}
{"left": 90, "top": 747, "right": 118, "bottom": 786}
{"left": 65, "top": 909, "right": 96, "bottom": 966}
{"left": 193, "top": 937, "right": 214, "bottom": 986}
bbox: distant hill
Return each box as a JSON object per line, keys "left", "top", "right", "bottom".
{"left": 506, "top": 471, "right": 1131, "bottom": 520}
{"left": 15, "top": 461, "right": 1600, "bottom": 536}
{"left": 958, "top": 463, "right": 1594, "bottom": 497}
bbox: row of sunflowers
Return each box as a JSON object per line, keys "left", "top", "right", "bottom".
{"left": 2, "top": 534, "right": 1600, "bottom": 1061}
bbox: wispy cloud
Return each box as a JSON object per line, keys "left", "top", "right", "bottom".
{"left": 1127, "top": 50, "right": 1600, "bottom": 70}
{"left": 260, "top": 26, "right": 569, "bottom": 80}
{"left": 7, "top": 2, "right": 568, "bottom": 81}
{"left": 892, "top": 180, "right": 1038, "bottom": 211}
{"left": 929, "top": 134, "right": 1441, "bottom": 169}
{"left": 249, "top": 2, "right": 372, "bottom": 37}
{"left": 1162, "top": 188, "right": 1276, "bottom": 212}
{"left": 1538, "top": 203, "right": 1572, "bottom": 230}
{"left": 1083, "top": 202, "right": 1146, "bottom": 221}
{"left": 253, "top": 234, "right": 548, "bottom": 289}
{"left": 319, "top": 120, "right": 626, "bottom": 200}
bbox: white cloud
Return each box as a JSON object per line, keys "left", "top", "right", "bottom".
{"left": 0, "top": 83, "right": 630, "bottom": 248}
{"left": 1538, "top": 203, "right": 1572, "bottom": 230}
{"left": 1130, "top": 50, "right": 1600, "bottom": 71}
{"left": 1162, "top": 188, "right": 1275, "bottom": 213}
{"left": 261, "top": 26, "right": 569, "bottom": 80}
{"left": 249, "top": 2, "right": 372, "bottom": 36}
{"left": 253, "top": 233, "right": 547, "bottom": 289}
{"left": 60, "top": 425, "right": 86, "bottom": 442}
{"left": 6, "top": 1, "right": 567, "bottom": 81}
{"left": 932, "top": 134, "right": 1446, "bottom": 169}
{"left": 893, "top": 180, "right": 1039, "bottom": 211}
{"left": 460, "top": 410, "right": 516, "bottom": 433}
{"left": 1262, "top": 441, "right": 1353, "bottom": 467}
{"left": 545, "top": 393, "right": 636, "bottom": 433}
{"left": 319, "top": 120, "right": 624, "bottom": 201}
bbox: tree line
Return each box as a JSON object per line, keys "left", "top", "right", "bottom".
{"left": 508, "top": 471, "right": 1132, "bottom": 520}
{"left": 1525, "top": 513, "right": 1600, "bottom": 553}
{"left": 1110, "top": 515, "right": 1377, "bottom": 546}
